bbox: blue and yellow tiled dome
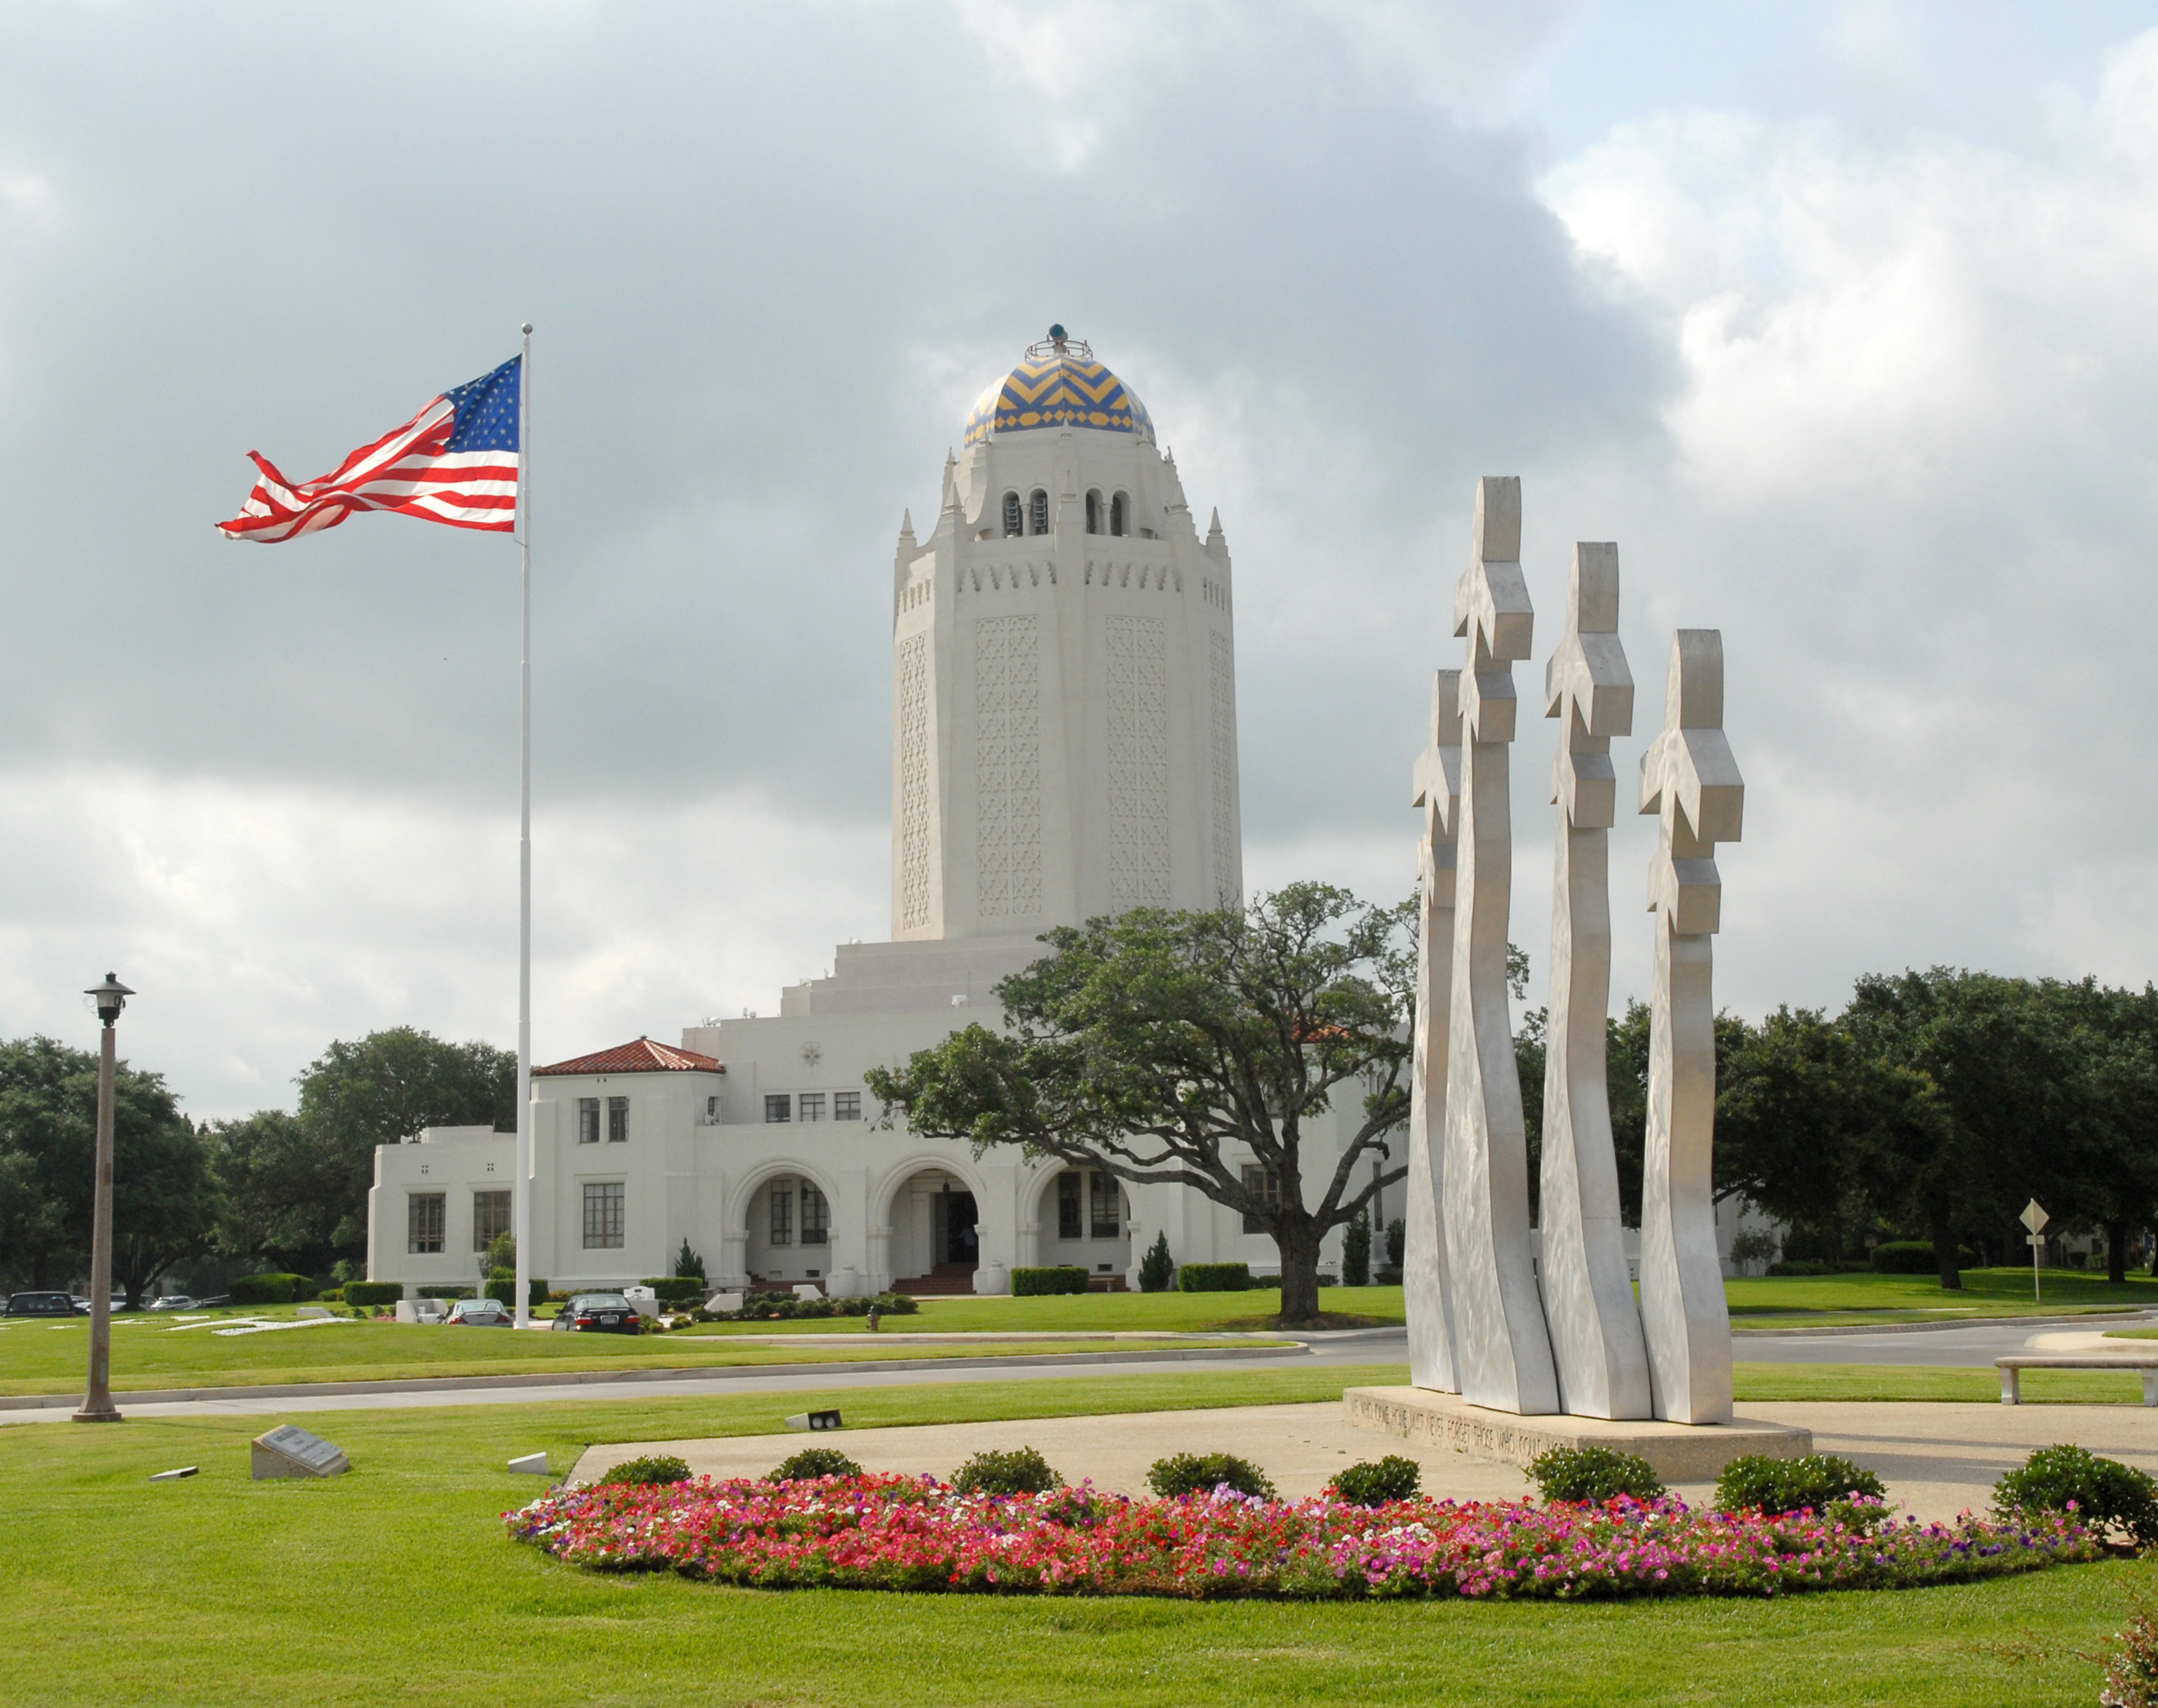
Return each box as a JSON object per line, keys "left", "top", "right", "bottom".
{"left": 964, "top": 328, "right": 1154, "bottom": 447}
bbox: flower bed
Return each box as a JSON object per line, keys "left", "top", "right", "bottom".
{"left": 505, "top": 1474, "right": 2101, "bottom": 1601}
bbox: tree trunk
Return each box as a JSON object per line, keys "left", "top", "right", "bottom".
{"left": 2105, "top": 1219, "right": 2128, "bottom": 1286}
{"left": 1930, "top": 1205, "right": 1962, "bottom": 1291}
{"left": 1274, "top": 1217, "right": 1324, "bottom": 1326}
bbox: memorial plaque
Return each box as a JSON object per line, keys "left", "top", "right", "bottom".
{"left": 507, "top": 1451, "right": 550, "bottom": 1476}
{"left": 251, "top": 1424, "right": 350, "bottom": 1480}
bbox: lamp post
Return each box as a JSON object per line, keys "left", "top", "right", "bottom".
{"left": 74, "top": 972, "right": 134, "bottom": 1424}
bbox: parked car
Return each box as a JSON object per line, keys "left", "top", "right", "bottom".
{"left": 147, "top": 1295, "right": 198, "bottom": 1312}
{"left": 444, "top": 1298, "right": 514, "bottom": 1327}
{"left": 69, "top": 1296, "right": 92, "bottom": 1315}
{"left": 4, "top": 1291, "right": 79, "bottom": 1318}
{"left": 550, "top": 1293, "right": 641, "bottom": 1334}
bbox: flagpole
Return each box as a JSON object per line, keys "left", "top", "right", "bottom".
{"left": 513, "top": 321, "right": 535, "bottom": 1331}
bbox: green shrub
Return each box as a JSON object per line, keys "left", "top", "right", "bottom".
{"left": 1715, "top": 1453, "right": 1884, "bottom": 1516}
{"left": 1176, "top": 1262, "right": 1251, "bottom": 1293}
{"left": 1765, "top": 1258, "right": 1831, "bottom": 1277}
{"left": 1011, "top": 1266, "right": 1090, "bottom": 1296}
{"left": 1137, "top": 1231, "right": 1175, "bottom": 1293}
{"left": 768, "top": 1447, "right": 863, "bottom": 1482}
{"left": 484, "top": 1277, "right": 550, "bottom": 1307}
{"left": 1329, "top": 1456, "right": 1421, "bottom": 1507}
{"left": 1993, "top": 1444, "right": 2158, "bottom": 1547}
{"left": 1147, "top": 1452, "right": 1276, "bottom": 1500}
{"left": 1528, "top": 1446, "right": 1667, "bottom": 1505}
{"left": 952, "top": 1446, "right": 1063, "bottom": 1496}
{"left": 702, "top": 1290, "right": 916, "bottom": 1323}
{"left": 598, "top": 1454, "right": 691, "bottom": 1487}
{"left": 315, "top": 1287, "right": 344, "bottom": 1304}
{"left": 1341, "top": 1212, "right": 1371, "bottom": 1288}
{"left": 229, "top": 1272, "right": 312, "bottom": 1306}
{"left": 675, "top": 1239, "right": 705, "bottom": 1280}
{"left": 1385, "top": 1217, "right": 1405, "bottom": 1270}
{"left": 637, "top": 1277, "right": 707, "bottom": 1304}
{"left": 417, "top": 1285, "right": 473, "bottom": 1300}
{"left": 1871, "top": 1239, "right": 1976, "bottom": 1274}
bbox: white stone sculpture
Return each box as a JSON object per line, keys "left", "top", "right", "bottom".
{"left": 1637, "top": 631, "right": 1744, "bottom": 1423}
{"left": 1404, "top": 667, "right": 1463, "bottom": 1393}
{"left": 1538, "top": 544, "right": 1654, "bottom": 1420}
{"left": 1441, "top": 477, "right": 1560, "bottom": 1415}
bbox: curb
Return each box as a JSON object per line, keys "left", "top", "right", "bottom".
{"left": 0, "top": 1342, "right": 1310, "bottom": 1412}
{"left": 1734, "top": 1310, "right": 2157, "bottom": 1339}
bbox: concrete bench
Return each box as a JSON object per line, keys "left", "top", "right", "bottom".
{"left": 1995, "top": 1355, "right": 2158, "bottom": 1407}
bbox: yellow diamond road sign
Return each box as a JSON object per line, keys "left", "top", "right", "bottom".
{"left": 2019, "top": 1199, "right": 2049, "bottom": 1235}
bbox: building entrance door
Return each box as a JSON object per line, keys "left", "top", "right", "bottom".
{"left": 933, "top": 1190, "right": 979, "bottom": 1268}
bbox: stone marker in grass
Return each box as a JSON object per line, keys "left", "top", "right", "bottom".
{"left": 508, "top": 1452, "right": 550, "bottom": 1476}
{"left": 148, "top": 1466, "right": 198, "bottom": 1483}
{"left": 251, "top": 1425, "right": 349, "bottom": 1481}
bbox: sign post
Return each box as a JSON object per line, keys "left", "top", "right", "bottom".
{"left": 2019, "top": 1199, "right": 2049, "bottom": 1304}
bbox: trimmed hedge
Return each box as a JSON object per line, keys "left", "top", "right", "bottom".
{"left": 639, "top": 1276, "right": 709, "bottom": 1305}
{"left": 1528, "top": 1445, "right": 1666, "bottom": 1504}
{"left": 1872, "top": 1240, "right": 1977, "bottom": 1274}
{"left": 1147, "top": 1452, "right": 1276, "bottom": 1499}
{"left": 1177, "top": 1262, "right": 1252, "bottom": 1293}
{"left": 344, "top": 1282, "right": 403, "bottom": 1308}
{"left": 229, "top": 1272, "right": 315, "bottom": 1306}
{"left": 485, "top": 1277, "right": 550, "bottom": 1307}
{"left": 953, "top": 1447, "right": 1063, "bottom": 1496}
{"left": 1995, "top": 1444, "right": 2158, "bottom": 1547}
{"left": 1716, "top": 1454, "right": 1884, "bottom": 1516}
{"left": 770, "top": 1447, "right": 863, "bottom": 1482}
{"left": 1011, "top": 1266, "right": 1090, "bottom": 1296}
{"left": 1330, "top": 1456, "right": 1421, "bottom": 1507}
{"left": 703, "top": 1291, "right": 920, "bottom": 1323}
{"left": 600, "top": 1454, "right": 690, "bottom": 1487}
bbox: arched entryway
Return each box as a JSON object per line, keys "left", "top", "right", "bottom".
{"left": 737, "top": 1164, "right": 839, "bottom": 1290}
{"left": 1028, "top": 1163, "right": 1131, "bottom": 1289}
{"left": 883, "top": 1166, "right": 980, "bottom": 1296}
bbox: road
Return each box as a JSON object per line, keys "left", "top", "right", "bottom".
{"left": 1, "top": 1313, "right": 2148, "bottom": 1426}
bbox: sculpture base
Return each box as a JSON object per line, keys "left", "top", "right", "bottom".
{"left": 1344, "top": 1385, "right": 1811, "bottom": 1482}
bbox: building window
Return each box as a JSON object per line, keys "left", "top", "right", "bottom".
{"left": 1241, "top": 1164, "right": 1279, "bottom": 1234}
{"left": 833, "top": 1090, "right": 861, "bottom": 1121}
{"left": 798, "top": 1093, "right": 825, "bottom": 1123}
{"left": 582, "top": 1182, "right": 625, "bottom": 1249}
{"left": 801, "top": 1180, "right": 830, "bottom": 1246}
{"left": 472, "top": 1190, "right": 512, "bottom": 1253}
{"left": 1002, "top": 491, "right": 1022, "bottom": 536}
{"left": 1090, "top": 1172, "right": 1121, "bottom": 1238}
{"left": 407, "top": 1192, "right": 445, "bottom": 1254}
{"left": 577, "top": 1098, "right": 600, "bottom": 1145}
{"left": 1029, "top": 488, "right": 1049, "bottom": 535}
{"left": 765, "top": 1094, "right": 791, "bottom": 1123}
{"left": 706, "top": 1094, "right": 722, "bottom": 1120}
{"left": 1110, "top": 491, "right": 1128, "bottom": 536}
{"left": 1085, "top": 490, "right": 1103, "bottom": 534}
{"left": 606, "top": 1095, "right": 628, "bottom": 1142}
{"left": 1057, "top": 1172, "right": 1082, "bottom": 1240}
{"left": 768, "top": 1182, "right": 794, "bottom": 1246}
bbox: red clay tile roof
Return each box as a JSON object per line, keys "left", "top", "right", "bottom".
{"left": 532, "top": 1037, "right": 724, "bottom": 1077}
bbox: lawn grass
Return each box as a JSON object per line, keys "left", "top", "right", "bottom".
{"left": 0, "top": 1363, "right": 2146, "bottom": 1707}
{"left": 1732, "top": 1363, "right": 2149, "bottom": 1404}
{"left": 1727, "top": 1266, "right": 2158, "bottom": 1325}
{"left": 0, "top": 1316, "right": 1266, "bottom": 1396}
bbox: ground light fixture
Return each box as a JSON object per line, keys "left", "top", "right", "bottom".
{"left": 74, "top": 972, "right": 134, "bottom": 1423}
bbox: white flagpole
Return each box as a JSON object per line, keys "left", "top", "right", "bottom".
{"left": 513, "top": 321, "right": 535, "bottom": 1330}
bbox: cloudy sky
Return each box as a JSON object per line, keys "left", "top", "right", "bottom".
{"left": 3, "top": 0, "right": 2156, "bottom": 1121}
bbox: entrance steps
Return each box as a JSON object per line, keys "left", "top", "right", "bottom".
{"left": 892, "top": 1263, "right": 978, "bottom": 1297}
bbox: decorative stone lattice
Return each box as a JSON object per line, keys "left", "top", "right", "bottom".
{"left": 1637, "top": 631, "right": 1744, "bottom": 1424}
{"left": 1538, "top": 544, "right": 1652, "bottom": 1420}
{"left": 1209, "top": 630, "right": 1240, "bottom": 907}
{"left": 1441, "top": 476, "right": 1560, "bottom": 1416}
{"left": 1406, "top": 666, "right": 1464, "bottom": 1393}
{"left": 974, "top": 616, "right": 1043, "bottom": 918}
{"left": 1106, "top": 615, "right": 1171, "bottom": 907}
{"left": 897, "top": 633, "right": 933, "bottom": 930}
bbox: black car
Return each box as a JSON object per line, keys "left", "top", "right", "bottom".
{"left": 551, "top": 1292, "right": 641, "bottom": 1334}
{"left": 5, "top": 1291, "right": 79, "bottom": 1318}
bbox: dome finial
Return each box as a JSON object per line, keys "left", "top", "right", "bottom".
{"left": 1049, "top": 323, "right": 1068, "bottom": 352}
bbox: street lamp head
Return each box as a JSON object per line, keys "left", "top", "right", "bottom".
{"left": 85, "top": 972, "right": 134, "bottom": 1026}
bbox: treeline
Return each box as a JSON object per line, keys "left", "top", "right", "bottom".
{"left": 0, "top": 1028, "right": 513, "bottom": 1302}
{"left": 1517, "top": 967, "right": 2158, "bottom": 1285}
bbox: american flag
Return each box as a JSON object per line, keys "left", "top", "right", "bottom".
{"left": 216, "top": 356, "right": 521, "bottom": 542}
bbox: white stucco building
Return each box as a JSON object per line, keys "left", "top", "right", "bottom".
{"left": 367, "top": 330, "right": 1371, "bottom": 1299}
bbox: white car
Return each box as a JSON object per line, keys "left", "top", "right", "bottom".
{"left": 148, "top": 1296, "right": 199, "bottom": 1312}
{"left": 444, "top": 1298, "right": 514, "bottom": 1327}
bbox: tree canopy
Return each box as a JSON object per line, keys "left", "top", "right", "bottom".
{"left": 866, "top": 882, "right": 1414, "bottom": 1325}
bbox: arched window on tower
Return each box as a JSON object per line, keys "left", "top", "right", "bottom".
{"left": 1110, "top": 491, "right": 1129, "bottom": 536}
{"left": 1029, "top": 489, "right": 1049, "bottom": 535}
{"left": 1085, "top": 490, "right": 1103, "bottom": 534}
{"left": 1002, "top": 492, "right": 1022, "bottom": 537}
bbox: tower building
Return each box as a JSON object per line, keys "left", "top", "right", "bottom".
{"left": 367, "top": 331, "right": 1316, "bottom": 1302}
